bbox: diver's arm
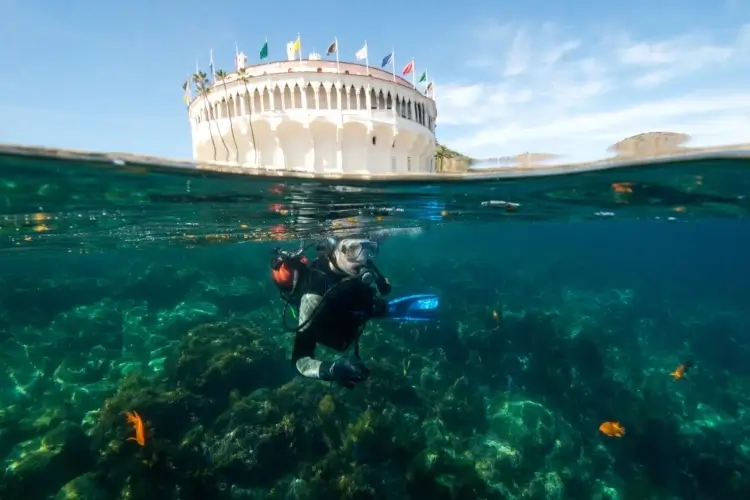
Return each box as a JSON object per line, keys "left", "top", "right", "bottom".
{"left": 375, "top": 273, "right": 392, "bottom": 296}
{"left": 367, "top": 261, "right": 392, "bottom": 296}
{"left": 291, "top": 293, "right": 332, "bottom": 380}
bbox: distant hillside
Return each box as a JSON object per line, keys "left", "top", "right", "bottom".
{"left": 435, "top": 143, "right": 474, "bottom": 172}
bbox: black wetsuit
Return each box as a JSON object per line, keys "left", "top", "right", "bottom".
{"left": 291, "top": 255, "right": 390, "bottom": 382}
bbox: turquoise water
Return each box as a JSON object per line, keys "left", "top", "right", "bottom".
{"left": 1, "top": 150, "right": 750, "bottom": 499}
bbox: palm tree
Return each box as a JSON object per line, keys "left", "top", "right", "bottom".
{"left": 434, "top": 143, "right": 448, "bottom": 173}
{"left": 237, "top": 67, "right": 258, "bottom": 165}
{"left": 191, "top": 71, "right": 218, "bottom": 161}
{"left": 214, "top": 69, "right": 239, "bottom": 163}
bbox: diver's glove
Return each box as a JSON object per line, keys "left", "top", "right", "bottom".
{"left": 376, "top": 277, "right": 392, "bottom": 296}
{"left": 324, "top": 356, "right": 370, "bottom": 389}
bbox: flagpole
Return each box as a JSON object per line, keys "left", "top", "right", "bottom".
{"left": 391, "top": 47, "right": 396, "bottom": 82}
{"left": 298, "top": 33, "right": 302, "bottom": 62}
{"left": 391, "top": 50, "right": 397, "bottom": 129}
{"left": 335, "top": 37, "right": 340, "bottom": 73}
{"left": 411, "top": 58, "right": 415, "bottom": 86}
{"left": 235, "top": 41, "right": 239, "bottom": 71}
{"left": 365, "top": 41, "right": 369, "bottom": 75}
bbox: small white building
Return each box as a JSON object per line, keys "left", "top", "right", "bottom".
{"left": 187, "top": 56, "right": 437, "bottom": 174}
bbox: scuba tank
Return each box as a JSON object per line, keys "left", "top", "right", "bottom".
{"left": 270, "top": 240, "right": 315, "bottom": 296}
{"left": 271, "top": 249, "right": 307, "bottom": 293}
{"left": 271, "top": 238, "right": 388, "bottom": 333}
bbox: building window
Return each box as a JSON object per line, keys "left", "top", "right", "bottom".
{"left": 372, "top": 136, "right": 377, "bottom": 146}
{"left": 317, "top": 68, "right": 322, "bottom": 72}
{"left": 344, "top": 70, "right": 350, "bottom": 75}
{"left": 391, "top": 157, "right": 397, "bottom": 172}
{"left": 407, "top": 156, "right": 412, "bottom": 171}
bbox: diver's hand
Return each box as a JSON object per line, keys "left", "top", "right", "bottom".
{"left": 372, "top": 297, "right": 389, "bottom": 318}
{"left": 329, "top": 357, "right": 370, "bottom": 389}
{"left": 377, "top": 277, "right": 392, "bottom": 296}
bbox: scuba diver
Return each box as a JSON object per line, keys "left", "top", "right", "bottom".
{"left": 270, "top": 235, "right": 438, "bottom": 389}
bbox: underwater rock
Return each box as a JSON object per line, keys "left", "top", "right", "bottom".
{"left": 1, "top": 421, "right": 93, "bottom": 499}
{"left": 69, "top": 380, "right": 119, "bottom": 415}
{"left": 525, "top": 471, "right": 565, "bottom": 499}
{"left": 433, "top": 375, "right": 487, "bottom": 438}
{"left": 54, "top": 472, "right": 110, "bottom": 500}
{"left": 0, "top": 406, "right": 38, "bottom": 461}
{"left": 91, "top": 371, "right": 205, "bottom": 446}
{"left": 164, "top": 321, "right": 288, "bottom": 405}
{"left": 156, "top": 300, "right": 220, "bottom": 337}
{"left": 406, "top": 447, "right": 506, "bottom": 500}
{"left": 50, "top": 299, "right": 126, "bottom": 353}
{"left": 205, "top": 382, "right": 334, "bottom": 489}
{"left": 479, "top": 398, "right": 578, "bottom": 491}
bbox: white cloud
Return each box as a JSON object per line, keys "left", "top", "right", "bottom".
{"left": 437, "top": 21, "right": 750, "bottom": 163}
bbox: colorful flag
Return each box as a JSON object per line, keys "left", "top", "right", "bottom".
{"left": 418, "top": 71, "right": 427, "bottom": 83}
{"left": 402, "top": 60, "right": 413, "bottom": 75}
{"left": 381, "top": 53, "right": 392, "bottom": 68}
{"left": 260, "top": 40, "right": 268, "bottom": 60}
{"left": 329, "top": 37, "right": 340, "bottom": 73}
{"left": 183, "top": 77, "right": 191, "bottom": 104}
{"left": 291, "top": 35, "right": 301, "bottom": 54}
{"left": 355, "top": 43, "right": 368, "bottom": 60}
{"left": 326, "top": 39, "right": 337, "bottom": 55}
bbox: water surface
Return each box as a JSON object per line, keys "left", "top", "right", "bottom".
{"left": 1, "top": 149, "right": 749, "bottom": 500}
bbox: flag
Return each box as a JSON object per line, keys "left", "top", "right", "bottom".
{"left": 326, "top": 39, "right": 337, "bottom": 55}
{"left": 291, "top": 35, "right": 301, "bottom": 54}
{"left": 426, "top": 82, "right": 434, "bottom": 95}
{"left": 183, "top": 77, "right": 191, "bottom": 104}
{"left": 355, "top": 43, "right": 368, "bottom": 60}
{"left": 402, "top": 60, "right": 413, "bottom": 75}
{"left": 260, "top": 40, "right": 268, "bottom": 60}
{"left": 381, "top": 53, "right": 392, "bottom": 68}
{"left": 329, "top": 37, "right": 340, "bottom": 73}
{"left": 418, "top": 71, "right": 427, "bottom": 83}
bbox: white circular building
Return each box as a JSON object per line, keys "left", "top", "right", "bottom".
{"left": 187, "top": 56, "right": 437, "bottom": 175}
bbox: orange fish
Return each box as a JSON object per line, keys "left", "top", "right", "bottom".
{"left": 611, "top": 182, "right": 633, "bottom": 193}
{"left": 669, "top": 361, "right": 693, "bottom": 381}
{"left": 125, "top": 410, "right": 146, "bottom": 446}
{"left": 599, "top": 421, "right": 625, "bottom": 437}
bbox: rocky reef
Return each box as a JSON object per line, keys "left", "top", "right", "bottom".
{"left": 1, "top": 238, "right": 750, "bottom": 499}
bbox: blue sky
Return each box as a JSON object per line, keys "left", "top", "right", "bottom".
{"left": 1, "top": 0, "right": 749, "bottom": 163}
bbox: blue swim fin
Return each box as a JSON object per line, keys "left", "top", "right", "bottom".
{"left": 386, "top": 294, "right": 439, "bottom": 321}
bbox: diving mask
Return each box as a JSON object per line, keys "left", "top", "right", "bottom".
{"left": 338, "top": 238, "right": 379, "bottom": 263}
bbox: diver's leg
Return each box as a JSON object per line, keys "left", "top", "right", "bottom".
{"left": 293, "top": 293, "right": 328, "bottom": 379}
